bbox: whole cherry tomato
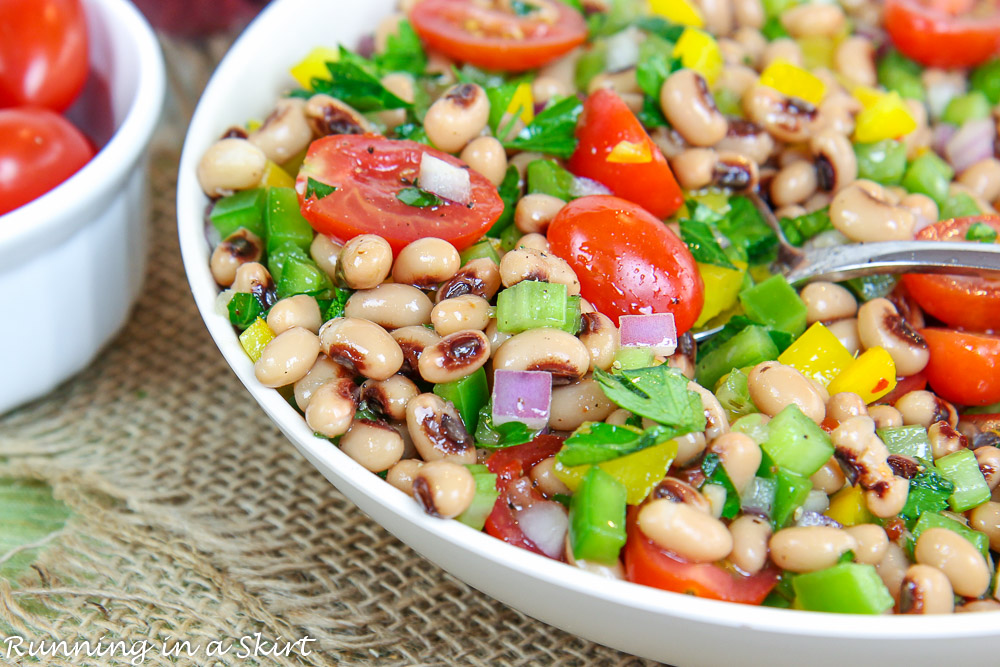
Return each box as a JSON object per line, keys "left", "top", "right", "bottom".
{"left": 0, "top": 0, "right": 89, "bottom": 111}
{"left": 547, "top": 195, "right": 704, "bottom": 333}
{"left": 0, "top": 108, "right": 95, "bottom": 216}
{"left": 884, "top": 0, "right": 1000, "bottom": 68}
{"left": 920, "top": 328, "right": 1000, "bottom": 406}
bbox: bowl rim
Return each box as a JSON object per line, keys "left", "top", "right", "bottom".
{"left": 176, "top": 0, "right": 1000, "bottom": 649}
{"left": 0, "top": 0, "right": 165, "bottom": 259}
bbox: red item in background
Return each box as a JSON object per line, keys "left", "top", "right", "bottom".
{"left": 131, "top": 0, "right": 269, "bottom": 37}
{"left": 884, "top": 0, "right": 1000, "bottom": 68}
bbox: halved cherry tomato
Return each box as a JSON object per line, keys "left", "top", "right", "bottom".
{"left": 0, "top": 0, "right": 89, "bottom": 111}
{"left": 0, "top": 108, "right": 94, "bottom": 216}
{"left": 901, "top": 216, "right": 1000, "bottom": 332}
{"left": 885, "top": 0, "right": 1000, "bottom": 68}
{"left": 568, "top": 90, "right": 683, "bottom": 220}
{"left": 484, "top": 493, "right": 546, "bottom": 555}
{"left": 623, "top": 508, "right": 778, "bottom": 604}
{"left": 920, "top": 328, "right": 1000, "bottom": 405}
{"left": 297, "top": 135, "right": 503, "bottom": 254}
{"left": 878, "top": 372, "right": 928, "bottom": 406}
{"left": 547, "top": 195, "right": 704, "bottom": 333}
{"left": 485, "top": 434, "right": 565, "bottom": 492}
{"left": 410, "top": 0, "right": 587, "bottom": 72}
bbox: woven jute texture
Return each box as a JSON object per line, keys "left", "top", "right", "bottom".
{"left": 0, "top": 151, "right": 657, "bottom": 666}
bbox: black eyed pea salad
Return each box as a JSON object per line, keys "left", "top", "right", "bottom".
{"left": 197, "top": 0, "right": 1000, "bottom": 614}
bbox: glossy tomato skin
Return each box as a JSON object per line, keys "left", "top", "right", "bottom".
{"left": 297, "top": 135, "right": 503, "bottom": 254}
{"left": 0, "top": 108, "right": 94, "bottom": 216}
{"left": 878, "top": 372, "right": 928, "bottom": 406}
{"left": 0, "top": 0, "right": 88, "bottom": 111}
{"left": 920, "top": 328, "right": 1000, "bottom": 405}
{"left": 885, "top": 0, "right": 1000, "bottom": 68}
{"left": 410, "top": 0, "right": 586, "bottom": 72}
{"left": 902, "top": 216, "right": 1000, "bottom": 331}
{"left": 485, "top": 435, "right": 565, "bottom": 492}
{"left": 547, "top": 195, "right": 704, "bottom": 333}
{"left": 568, "top": 90, "right": 683, "bottom": 220}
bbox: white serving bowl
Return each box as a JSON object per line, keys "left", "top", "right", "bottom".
{"left": 178, "top": 2, "right": 1000, "bottom": 663}
{"left": 0, "top": 0, "right": 165, "bottom": 414}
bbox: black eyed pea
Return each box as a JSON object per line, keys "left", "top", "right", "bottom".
{"left": 392, "top": 237, "right": 461, "bottom": 288}
{"left": 248, "top": 98, "right": 313, "bottom": 165}
{"left": 810, "top": 456, "right": 847, "bottom": 495}
{"left": 210, "top": 228, "right": 264, "bottom": 287}
{"left": 232, "top": 261, "right": 274, "bottom": 298}
{"left": 827, "top": 317, "right": 860, "bottom": 356}
{"left": 340, "top": 419, "right": 405, "bottom": 473}
{"left": 637, "top": 499, "right": 734, "bottom": 563}
{"left": 801, "top": 281, "right": 858, "bottom": 324}
{"left": 769, "top": 526, "right": 858, "bottom": 573}
{"left": 361, "top": 374, "right": 420, "bottom": 422}
{"left": 831, "top": 180, "right": 916, "bottom": 242}
{"left": 827, "top": 392, "right": 868, "bottom": 423}
{"left": 670, "top": 148, "right": 717, "bottom": 190}
{"left": 413, "top": 460, "right": 476, "bottom": 519}
{"left": 310, "top": 233, "right": 342, "bottom": 280}
{"left": 391, "top": 324, "right": 442, "bottom": 375}
{"left": 344, "top": 283, "right": 434, "bottom": 330}
{"left": 516, "top": 232, "right": 550, "bottom": 254}
{"left": 770, "top": 160, "right": 818, "bottom": 208}
{"left": 866, "top": 476, "right": 909, "bottom": 518}
{"left": 532, "top": 75, "right": 574, "bottom": 105}
{"left": 958, "top": 157, "right": 1000, "bottom": 203}
{"left": 708, "top": 432, "right": 761, "bottom": 494}
{"left": 665, "top": 347, "right": 696, "bottom": 380}
{"left": 834, "top": 36, "right": 876, "bottom": 88}
{"left": 956, "top": 600, "right": 1000, "bottom": 613}
{"left": 747, "top": 361, "right": 826, "bottom": 424}
{"left": 810, "top": 129, "right": 857, "bottom": 193}
{"left": 418, "top": 329, "right": 491, "bottom": 384}
{"left": 816, "top": 92, "right": 861, "bottom": 136}
{"left": 294, "top": 355, "right": 354, "bottom": 411}
{"left": 761, "top": 37, "right": 803, "bottom": 69}
{"left": 579, "top": 312, "right": 619, "bottom": 372}
{"left": 914, "top": 527, "right": 991, "bottom": 598}
{"left": 660, "top": 69, "right": 728, "bottom": 147}
{"left": 549, "top": 377, "right": 618, "bottom": 431}
{"left": 587, "top": 67, "right": 641, "bottom": 97}
{"left": 732, "top": 0, "right": 764, "bottom": 29}
{"left": 374, "top": 12, "right": 404, "bottom": 52}
{"left": 430, "top": 294, "right": 492, "bottom": 336}
{"left": 423, "top": 83, "right": 490, "bottom": 153}
{"left": 499, "top": 247, "right": 581, "bottom": 295}
{"left": 651, "top": 477, "right": 713, "bottom": 514}
{"left": 304, "top": 93, "right": 375, "bottom": 137}
{"left": 688, "top": 381, "right": 730, "bottom": 441}
{"left": 605, "top": 408, "right": 633, "bottom": 426}
{"left": 197, "top": 138, "right": 267, "bottom": 197}
{"left": 868, "top": 404, "right": 903, "bottom": 429}
{"left": 718, "top": 38, "right": 747, "bottom": 66}
{"left": 254, "top": 327, "right": 321, "bottom": 388}
{"left": 530, "top": 457, "right": 572, "bottom": 499}
{"left": 437, "top": 257, "right": 502, "bottom": 302}
{"left": 876, "top": 542, "right": 909, "bottom": 603}
{"left": 460, "top": 136, "right": 508, "bottom": 187}
{"left": 742, "top": 84, "right": 818, "bottom": 143}
{"left": 900, "top": 193, "right": 939, "bottom": 230}
{"left": 267, "top": 294, "right": 323, "bottom": 335}
{"left": 649, "top": 125, "right": 690, "bottom": 159}
{"left": 713, "top": 152, "right": 760, "bottom": 192}
{"left": 780, "top": 2, "right": 845, "bottom": 37}
{"left": 899, "top": 564, "right": 955, "bottom": 614}
{"left": 319, "top": 317, "right": 404, "bottom": 381}
{"left": 340, "top": 234, "right": 393, "bottom": 289}
{"left": 305, "top": 377, "right": 358, "bottom": 438}
{"left": 974, "top": 446, "right": 1000, "bottom": 491}
{"left": 406, "top": 393, "right": 476, "bottom": 464}
{"left": 894, "top": 390, "right": 958, "bottom": 429}
{"left": 732, "top": 28, "right": 766, "bottom": 68}
{"left": 564, "top": 535, "right": 626, "bottom": 580}
{"left": 515, "top": 193, "right": 566, "bottom": 234}
{"left": 715, "top": 118, "right": 775, "bottom": 166}
{"left": 378, "top": 73, "right": 416, "bottom": 130}
{"left": 857, "top": 298, "right": 929, "bottom": 377}
{"left": 967, "top": 501, "right": 1000, "bottom": 550}
{"left": 387, "top": 459, "right": 423, "bottom": 496}
{"left": 696, "top": 0, "right": 734, "bottom": 36}
{"left": 484, "top": 318, "right": 512, "bottom": 359}
{"left": 804, "top": 191, "right": 832, "bottom": 214}
{"left": 674, "top": 431, "right": 708, "bottom": 467}
{"left": 844, "top": 524, "right": 889, "bottom": 565}
{"left": 493, "top": 327, "right": 591, "bottom": 384}
{"left": 928, "top": 420, "right": 967, "bottom": 460}
{"left": 728, "top": 514, "right": 771, "bottom": 575}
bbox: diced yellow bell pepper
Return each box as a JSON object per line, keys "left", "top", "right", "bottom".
{"left": 554, "top": 439, "right": 679, "bottom": 505}
{"left": 827, "top": 346, "right": 897, "bottom": 404}
{"left": 239, "top": 318, "right": 275, "bottom": 363}
{"left": 759, "top": 59, "right": 827, "bottom": 106}
{"left": 694, "top": 261, "right": 746, "bottom": 328}
{"left": 260, "top": 160, "right": 295, "bottom": 189}
{"left": 290, "top": 46, "right": 341, "bottom": 90}
{"left": 824, "top": 484, "right": 874, "bottom": 527}
{"left": 797, "top": 37, "right": 836, "bottom": 72}
{"left": 852, "top": 85, "right": 882, "bottom": 110}
{"left": 607, "top": 139, "right": 653, "bottom": 164}
{"left": 778, "top": 322, "right": 855, "bottom": 387}
{"left": 506, "top": 81, "right": 535, "bottom": 125}
{"left": 245, "top": 119, "right": 262, "bottom": 132}
{"left": 853, "top": 90, "right": 917, "bottom": 143}
{"left": 673, "top": 28, "right": 723, "bottom": 87}
{"left": 649, "top": 0, "right": 704, "bottom": 27}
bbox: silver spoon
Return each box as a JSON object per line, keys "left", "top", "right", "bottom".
{"left": 691, "top": 194, "right": 1000, "bottom": 342}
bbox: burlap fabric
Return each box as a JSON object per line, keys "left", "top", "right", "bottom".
{"left": 0, "top": 151, "right": 658, "bottom": 666}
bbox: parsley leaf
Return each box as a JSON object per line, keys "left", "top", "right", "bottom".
{"left": 701, "top": 453, "right": 741, "bottom": 519}
{"left": 310, "top": 47, "right": 411, "bottom": 112}
{"left": 323, "top": 286, "right": 353, "bottom": 320}
{"left": 593, "top": 365, "right": 706, "bottom": 437}
{"left": 305, "top": 177, "right": 336, "bottom": 200}
{"left": 557, "top": 422, "right": 675, "bottom": 467}
{"left": 474, "top": 403, "right": 540, "bottom": 449}
{"left": 503, "top": 96, "right": 582, "bottom": 158}
{"left": 373, "top": 19, "right": 427, "bottom": 77}
{"left": 397, "top": 186, "right": 443, "bottom": 207}
{"left": 510, "top": 0, "right": 538, "bottom": 15}
{"left": 488, "top": 165, "right": 522, "bottom": 237}
{"left": 714, "top": 196, "right": 778, "bottom": 265}
{"left": 393, "top": 122, "right": 432, "bottom": 144}
{"left": 635, "top": 34, "right": 682, "bottom": 127}
{"left": 634, "top": 15, "right": 686, "bottom": 42}
{"left": 966, "top": 221, "right": 999, "bottom": 243}
{"left": 897, "top": 464, "right": 955, "bottom": 524}
{"left": 680, "top": 218, "right": 736, "bottom": 269}
{"left": 779, "top": 208, "right": 833, "bottom": 247}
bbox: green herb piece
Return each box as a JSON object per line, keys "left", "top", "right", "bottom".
{"left": 373, "top": 19, "right": 427, "bottom": 77}
{"left": 503, "top": 96, "right": 583, "bottom": 158}
{"left": 570, "top": 466, "right": 628, "bottom": 564}
{"left": 527, "top": 159, "right": 576, "bottom": 200}
{"left": 474, "top": 404, "right": 540, "bottom": 449}
{"left": 635, "top": 34, "right": 682, "bottom": 128}
{"left": 397, "top": 186, "right": 443, "bottom": 207}
{"left": 324, "top": 286, "right": 353, "bottom": 320}
{"left": 311, "top": 47, "right": 411, "bottom": 112}
{"left": 592, "top": 365, "right": 706, "bottom": 435}
{"left": 680, "top": 218, "right": 737, "bottom": 269}
{"left": 393, "top": 122, "right": 432, "bottom": 144}
{"left": 488, "top": 165, "right": 522, "bottom": 237}
{"left": 558, "top": 422, "right": 675, "bottom": 467}
{"left": 633, "top": 15, "right": 686, "bottom": 42}
{"left": 227, "top": 292, "right": 265, "bottom": 330}
{"left": 715, "top": 196, "right": 778, "bottom": 264}
{"left": 897, "top": 464, "right": 954, "bottom": 524}
{"left": 510, "top": 0, "right": 538, "bottom": 14}
{"left": 967, "top": 221, "right": 999, "bottom": 243}
{"left": 761, "top": 15, "right": 789, "bottom": 40}
{"left": 701, "top": 453, "right": 741, "bottom": 519}
{"left": 779, "top": 208, "right": 833, "bottom": 247}
{"left": 485, "top": 77, "right": 531, "bottom": 138}
{"left": 305, "top": 177, "right": 336, "bottom": 200}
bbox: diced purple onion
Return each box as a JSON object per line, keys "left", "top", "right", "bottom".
{"left": 516, "top": 501, "right": 569, "bottom": 558}
{"left": 740, "top": 476, "right": 776, "bottom": 517}
{"left": 931, "top": 123, "right": 957, "bottom": 155}
{"left": 619, "top": 313, "right": 678, "bottom": 355}
{"left": 794, "top": 511, "right": 842, "bottom": 528}
{"left": 945, "top": 118, "right": 995, "bottom": 174}
{"left": 570, "top": 175, "right": 612, "bottom": 198}
{"left": 492, "top": 370, "right": 552, "bottom": 430}
{"left": 419, "top": 153, "right": 471, "bottom": 204}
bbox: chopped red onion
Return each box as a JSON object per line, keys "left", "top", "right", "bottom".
{"left": 794, "top": 510, "right": 842, "bottom": 528}
{"left": 740, "top": 476, "right": 776, "bottom": 517}
{"left": 492, "top": 370, "right": 552, "bottom": 430}
{"left": 619, "top": 313, "right": 678, "bottom": 355}
{"left": 516, "top": 501, "right": 568, "bottom": 559}
{"left": 945, "top": 118, "right": 995, "bottom": 174}
{"left": 569, "top": 175, "right": 612, "bottom": 198}
{"left": 802, "top": 489, "right": 831, "bottom": 514}
{"left": 931, "top": 123, "right": 957, "bottom": 155}
{"left": 419, "top": 153, "right": 471, "bottom": 204}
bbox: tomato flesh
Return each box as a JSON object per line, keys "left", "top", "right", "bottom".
{"left": 568, "top": 89, "right": 683, "bottom": 220}
{"left": 297, "top": 135, "right": 503, "bottom": 254}
{"left": 902, "top": 216, "right": 1000, "bottom": 332}
{"left": 485, "top": 435, "right": 565, "bottom": 492}
{"left": 920, "top": 328, "right": 1000, "bottom": 406}
{"left": 878, "top": 372, "right": 928, "bottom": 406}
{"left": 885, "top": 0, "right": 1000, "bottom": 68}
{"left": 547, "top": 195, "right": 704, "bottom": 333}
{"left": 410, "top": 0, "right": 587, "bottom": 72}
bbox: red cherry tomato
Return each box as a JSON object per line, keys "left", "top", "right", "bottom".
{"left": 568, "top": 89, "right": 683, "bottom": 220}
{"left": 0, "top": 108, "right": 94, "bottom": 216}
{"left": 623, "top": 508, "right": 778, "bottom": 604}
{"left": 877, "top": 372, "right": 928, "bottom": 406}
{"left": 409, "top": 0, "right": 587, "bottom": 72}
{"left": 901, "top": 216, "right": 1000, "bottom": 332}
{"left": 920, "top": 328, "right": 1000, "bottom": 406}
{"left": 547, "top": 195, "right": 705, "bottom": 333}
{"left": 297, "top": 135, "right": 503, "bottom": 254}
{"left": 0, "top": 0, "right": 89, "bottom": 111}
{"left": 884, "top": 0, "right": 1000, "bottom": 68}
{"left": 485, "top": 434, "right": 565, "bottom": 492}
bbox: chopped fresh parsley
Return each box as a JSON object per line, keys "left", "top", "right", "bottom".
{"left": 593, "top": 365, "right": 706, "bottom": 437}
{"left": 310, "top": 47, "right": 411, "bottom": 112}
{"left": 488, "top": 165, "right": 522, "bottom": 237}
{"left": 393, "top": 122, "right": 432, "bottom": 144}
{"left": 713, "top": 196, "right": 779, "bottom": 265}
{"left": 701, "top": 453, "right": 741, "bottom": 519}
{"left": 474, "top": 403, "right": 540, "bottom": 449}
{"left": 680, "top": 217, "right": 736, "bottom": 270}
{"left": 323, "top": 286, "right": 353, "bottom": 320}
{"left": 510, "top": 0, "right": 538, "bottom": 15}
{"left": 557, "top": 422, "right": 676, "bottom": 467}
{"left": 397, "top": 186, "right": 443, "bottom": 207}
{"left": 635, "top": 34, "right": 681, "bottom": 127}
{"left": 305, "top": 177, "right": 336, "bottom": 200}
{"left": 373, "top": 19, "right": 427, "bottom": 78}
{"left": 779, "top": 208, "right": 833, "bottom": 247}
{"left": 966, "top": 221, "right": 998, "bottom": 243}
{"left": 503, "top": 96, "right": 582, "bottom": 159}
